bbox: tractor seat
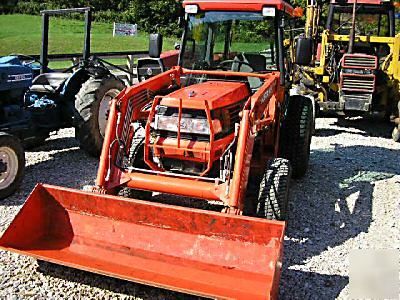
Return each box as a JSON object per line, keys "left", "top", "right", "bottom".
{"left": 353, "top": 42, "right": 375, "bottom": 56}
{"left": 241, "top": 53, "right": 267, "bottom": 72}
{"left": 29, "top": 72, "right": 70, "bottom": 93}
{"left": 232, "top": 53, "right": 266, "bottom": 91}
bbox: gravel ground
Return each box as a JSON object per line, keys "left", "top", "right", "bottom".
{"left": 0, "top": 117, "right": 399, "bottom": 299}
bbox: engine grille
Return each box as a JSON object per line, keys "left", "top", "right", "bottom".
{"left": 341, "top": 75, "right": 375, "bottom": 93}
{"left": 227, "top": 103, "right": 242, "bottom": 130}
{"left": 342, "top": 54, "right": 377, "bottom": 69}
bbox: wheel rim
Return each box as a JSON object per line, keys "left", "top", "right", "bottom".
{"left": 0, "top": 146, "right": 19, "bottom": 190}
{"left": 98, "top": 88, "right": 121, "bottom": 138}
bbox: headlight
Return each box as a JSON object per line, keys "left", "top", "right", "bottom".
{"left": 155, "top": 115, "right": 211, "bottom": 135}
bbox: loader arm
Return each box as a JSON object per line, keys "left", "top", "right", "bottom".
{"left": 96, "top": 68, "right": 181, "bottom": 190}
{"left": 97, "top": 67, "right": 281, "bottom": 214}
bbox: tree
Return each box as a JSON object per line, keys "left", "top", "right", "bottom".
{"left": 1, "top": 0, "right": 19, "bottom": 13}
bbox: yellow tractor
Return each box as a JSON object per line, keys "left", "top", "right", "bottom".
{"left": 295, "top": 0, "right": 400, "bottom": 141}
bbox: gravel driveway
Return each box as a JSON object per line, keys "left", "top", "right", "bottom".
{"left": 0, "top": 117, "right": 399, "bottom": 299}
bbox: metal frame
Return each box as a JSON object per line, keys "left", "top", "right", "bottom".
{"left": 40, "top": 7, "right": 92, "bottom": 73}
{"left": 326, "top": 3, "right": 395, "bottom": 37}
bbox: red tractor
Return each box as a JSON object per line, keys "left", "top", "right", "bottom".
{"left": 0, "top": 0, "right": 313, "bottom": 299}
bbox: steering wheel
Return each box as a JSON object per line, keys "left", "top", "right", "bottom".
{"left": 336, "top": 20, "right": 361, "bottom": 35}
{"left": 216, "top": 59, "right": 254, "bottom": 72}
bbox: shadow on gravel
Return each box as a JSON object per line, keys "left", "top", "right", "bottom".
{"left": 280, "top": 269, "right": 349, "bottom": 300}
{"left": 37, "top": 261, "right": 204, "bottom": 300}
{"left": 25, "top": 136, "right": 78, "bottom": 153}
{"left": 336, "top": 118, "right": 394, "bottom": 139}
{"left": 314, "top": 117, "right": 394, "bottom": 139}
{"left": 280, "top": 143, "right": 399, "bottom": 298}
{"left": 1, "top": 133, "right": 98, "bottom": 207}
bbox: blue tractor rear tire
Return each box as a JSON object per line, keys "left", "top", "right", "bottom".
{"left": 75, "top": 76, "right": 125, "bottom": 157}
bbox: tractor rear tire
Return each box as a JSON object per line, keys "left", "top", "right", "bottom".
{"left": 279, "top": 96, "right": 313, "bottom": 178}
{"left": 0, "top": 133, "right": 25, "bottom": 200}
{"left": 75, "top": 75, "right": 125, "bottom": 157}
{"left": 256, "top": 158, "right": 291, "bottom": 221}
{"left": 118, "top": 130, "right": 152, "bottom": 200}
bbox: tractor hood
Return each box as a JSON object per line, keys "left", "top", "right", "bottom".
{"left": 0, "top": 58, "right": 35, "bottom": 92}
{"left": 160, "top": 81, "right": 250, "bottom": 110}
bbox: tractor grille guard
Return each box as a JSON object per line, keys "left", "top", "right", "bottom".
{"left": 339, "top": 54, "right": 377, "bottom": 111}
{"left": 340, "top": 53, "right": 377, "bottom": 93}
{"left": 342, "top": 54, "right": 377, "bottom": 69}
{"left": 144, "top": 96, "right": 215, "bottom": 177}
{"left": 340, "top": 74, "right": 375, "bottom": 93}
{"left": 116, "top": 89, "right": 155, "bottom": 167}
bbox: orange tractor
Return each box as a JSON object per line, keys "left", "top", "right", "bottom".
{"left": 0, "top": 0, "right": 313, "bottom": 299}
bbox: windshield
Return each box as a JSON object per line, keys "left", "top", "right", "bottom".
{"left": 330, "top": 5, "right": 393, "bottom": 36}
{"left": 181, "top": 11, "right": 277, "bottom": 72}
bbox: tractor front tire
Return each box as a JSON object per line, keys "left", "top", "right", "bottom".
{"left": 0, "top": 133, "right": 25, "bottom": 200}
{"left": 75, "top": 75, "right": 125, "bottom": 157}
{"left": 256, "top": 158, "right": 291, "bottom": 221}
{"left": 118, "top": 130, "right": 152, "bottom": 200}
{"left": 279, "top": 96, "right": 313, "bottom": 178}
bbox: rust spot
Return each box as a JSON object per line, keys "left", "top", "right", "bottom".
{"left": 209, "top": 218, "right": 217, "bottom": 227}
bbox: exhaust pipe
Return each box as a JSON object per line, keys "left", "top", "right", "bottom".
{"left": 348, "top": 0, "right": 357, "bottom": 54}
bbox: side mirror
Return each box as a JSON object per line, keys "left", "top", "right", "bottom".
{"left": 295, "top": 36, "right": 313, "bottom": 66}
{"left": 149, "top": 33, "right": 163, "bottom": 58}
{"left": 174, "top": 43, "right": 181, "bottom": 50}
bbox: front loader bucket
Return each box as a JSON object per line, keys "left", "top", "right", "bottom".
{"left": 0, "top": 184, "right": 285, "bottom": 300}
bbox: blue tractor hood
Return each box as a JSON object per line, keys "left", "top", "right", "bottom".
{"left": 0, "top": 56, "right": 35, "bottom": 92}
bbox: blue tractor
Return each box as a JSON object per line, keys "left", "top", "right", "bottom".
{"left": 0, "top": 7, "right": 127, "bottom": 199}
{"left": 0, "top": 55, "right": 39, "bottom": 199}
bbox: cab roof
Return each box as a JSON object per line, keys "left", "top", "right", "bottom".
{"left": 182, "top": 0, "right": 294, "bottom": 16}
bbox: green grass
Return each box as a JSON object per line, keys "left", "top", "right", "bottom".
{"left": 0, "top": 14, "right": 176, "bottom": 67}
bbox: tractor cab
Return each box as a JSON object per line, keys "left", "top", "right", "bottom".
{"left": 142, "top": 0, "right": 295, "bottom": 93}
{"left": 179, "top": 1, "right": 294, "bottom": 92}
{"left": 326, "top": 0, "right": 395, "bottom": 55}
{"left": 179, "top": 7, "right": 280, "bottom": 90}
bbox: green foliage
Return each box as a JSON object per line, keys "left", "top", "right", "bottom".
{"left": 235, "top": 20, "right": 275, "bottom": 43}
{"left": 0, "top": 0, "right": 19, "bottom": 13}
{"left": 126, "top": 0, "right": 182, "bottom": 36}
{"left": 11, "top": 0, "right": 183, "bottom": 37}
